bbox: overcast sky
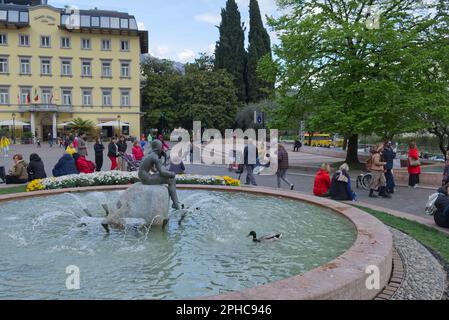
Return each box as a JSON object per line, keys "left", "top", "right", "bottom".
{"left": 49, "top": 0, "right": 280, "bottom": 63}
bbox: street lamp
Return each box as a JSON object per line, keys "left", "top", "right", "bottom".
{"left": 12, "top": 112, "right": 16, "bottom": 145}
{"left": 117, "top": 115, "right": 121, "bottom": 137}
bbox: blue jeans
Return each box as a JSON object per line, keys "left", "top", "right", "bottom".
{"left": 385, "top": 169, "right": 395, "bottom": 193}
{"left": 245, "top": 165, "right": 257, "bottom": 185}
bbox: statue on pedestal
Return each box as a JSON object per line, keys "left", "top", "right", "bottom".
{"left": 138, "top": 140, "right": 181, "bottom": 210}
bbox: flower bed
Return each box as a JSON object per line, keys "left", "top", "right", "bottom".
{"left": 26, "top": 171, "right": 240, "bottom": 192}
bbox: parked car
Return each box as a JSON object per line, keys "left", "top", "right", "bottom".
{"left": 430, "top": 155, "right": 445, "bottom": 162}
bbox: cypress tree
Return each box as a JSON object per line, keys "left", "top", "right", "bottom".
{"left": 215, "top": 0, "right": 247, "bottom": 102}
{"left": 246, "top": 0, "right": 273, "bottom": 103}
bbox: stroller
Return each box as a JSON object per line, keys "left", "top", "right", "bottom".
{"left": 121, "top": 153, "right": 142, "bottom": 172}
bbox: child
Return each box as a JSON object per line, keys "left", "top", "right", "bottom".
{"left": 36, "top": 137, "right": 41, "bottom": 148}
{"left": 66, "top": 143, "right": 76, "bottom": 156}
{"left": 132, "top": 141, "right": 144, "bottom": 161}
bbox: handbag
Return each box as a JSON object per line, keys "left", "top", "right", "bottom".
{"left": 409, "top": 157, "right": 421, "bottom": 167}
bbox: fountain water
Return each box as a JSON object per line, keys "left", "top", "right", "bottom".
{"left": 0, "top": 190, "right": 357, "bottom": 299}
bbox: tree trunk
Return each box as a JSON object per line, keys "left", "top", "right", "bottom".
{"left": 342, "top": 136, "right": 348, "bottom": 151}
{"left": 345, "top": 134, "right": 360, "bottom": 164}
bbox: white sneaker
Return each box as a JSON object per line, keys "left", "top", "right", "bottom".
{"left": 414, "top": 184, "right": 419, "bottom": 189}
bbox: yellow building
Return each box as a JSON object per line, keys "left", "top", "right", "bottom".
{"left": 0, "top": 0, "right": 148, "bottom": 141}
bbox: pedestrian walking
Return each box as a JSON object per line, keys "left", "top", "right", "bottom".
{"left": 77, "top": 132, "right": 88, "bottom": 157}
{"left": 108, "top": 137, "right": 119, "bottom": 170}
{"left": 276, "top": 144, "right": 294, "bottom": 190}
{"left": 47, "top": 132, "right": 53, "bottom": 147}
{"left": 243, "top": 137, "right": 258, "bottom": 186}
{"left": 293, "top": 137, "right": 302, "bottom": 152}
{"left": 368, "top": 143, "right": 391, "bottom": 198}
{"left": 408, "top": 141, "right": 421, "bottom": 188}
{"left": 94, "top": 138, "right": 105, "bottom": 172}
{"left": 383, "top": 141, "right": 396, "bottom": 194}
{"left": 117, "top": 135, "right": 128, "bottom": 171}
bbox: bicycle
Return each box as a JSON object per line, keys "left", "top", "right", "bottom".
{"left": 356, "top": 171, "right": 373, "bottom": 191}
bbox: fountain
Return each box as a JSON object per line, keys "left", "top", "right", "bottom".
{"left": 0, "top": 143, "right": 392, "bottom": 300}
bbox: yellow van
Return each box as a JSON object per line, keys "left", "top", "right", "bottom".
{"left": 304, "top": 133, "right": 332, "bottom": 147}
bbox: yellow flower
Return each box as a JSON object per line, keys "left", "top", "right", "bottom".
{"left": 26, "top": 179, "right": 45, "bottom": 192}
{"left": 222, "top": 176, "right": 240, "bottom": 187}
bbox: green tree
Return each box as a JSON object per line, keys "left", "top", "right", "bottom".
{"left": 181, "top": 55, "right": 240, "bottom": 130}
{"left": 260, "top": 0, "right": 447, "bottom": 164}
{"left": 69, "top": 118, "right": 95, "bottom": 135}
{"left": 215, "top": 0, "right": 247, "bottom": 102}
{"left": 246, "top": 0, "right": 273, "bottom": 103}
{"left": 141, "top": 56, "right": 183, "bottom": 131}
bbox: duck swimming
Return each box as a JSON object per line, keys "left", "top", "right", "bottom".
{"left": 247, "top": 231, "right": 282, "bottom": 242}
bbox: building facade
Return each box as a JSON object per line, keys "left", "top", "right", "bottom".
{"left": 0, "top": 1, "right": 148, "bottom": 140}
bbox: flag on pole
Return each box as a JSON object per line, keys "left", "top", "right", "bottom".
{"left": 17, "top": 94, "right": 20, "bottom": 105}
{"left": 26, "top": 92, "right": 31, "bottom": 104}
{"left": 34, "top": 88, "right": 39, "bottom": 102}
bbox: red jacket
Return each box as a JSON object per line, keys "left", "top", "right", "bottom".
{"left": 76, "top": 156, "right": 96, "bottom": 174}
{"left": 132, "top": 146, "right": 144, "bottom": 161}
{"left": 407, "top": 148, "right": 421, "bottom": 175}
{"left": 313, "top": 169, "right": 331, "bottom": 196}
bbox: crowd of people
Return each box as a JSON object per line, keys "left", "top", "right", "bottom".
{"left": 0, "top": 132, "right": 448, "bottom": 229}
{"left": 0, "top": 132, "right": 152, "bottom": 185}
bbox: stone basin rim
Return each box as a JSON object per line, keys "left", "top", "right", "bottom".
{"left": 0, "top": 184, "right": 393, "bottom": 300}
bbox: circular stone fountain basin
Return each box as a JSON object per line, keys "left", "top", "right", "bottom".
{"left": 0, "top": 186, "right": 392, "bottom": 300}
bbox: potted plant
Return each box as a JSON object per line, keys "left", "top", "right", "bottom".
{"left": 21, "top": 132, "right": 34, "bottom": 145}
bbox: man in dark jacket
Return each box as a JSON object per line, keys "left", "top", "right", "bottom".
{"left": 383, "top": 141, "right": 396, "bottom": 194}
{"left": 243, "top": 137, "right": 258, "bottom": 186}
{"left": 94, "top": 138, "right": 104, "bottom": 172}
{"left": 435, "top": 184, "right": 449, "bottom": 228}
{"left": 27, "top": 153, "right": 47, "bottom": 181}
{"left": 52, "top": 153, "right": 78, "bottom": 177}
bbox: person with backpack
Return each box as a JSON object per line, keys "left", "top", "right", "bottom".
{"left": 434, "top": 183, "right": 449, "bottom": 228}
{"left": 368, "top": 143, "right": 391, "bottom": 199}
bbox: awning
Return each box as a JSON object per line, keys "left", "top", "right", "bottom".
{"left": 0, "top": 120, "right": 30, "bottom": 126}
{"left": 97, "top": 121, "right": 130, "bottom": 127}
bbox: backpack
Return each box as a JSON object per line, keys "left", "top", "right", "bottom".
{"left": 425, "top": 193, "right": 441, "bottom": 216}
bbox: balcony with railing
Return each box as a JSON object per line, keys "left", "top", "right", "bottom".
{"left": 18, "top": 104, "right": 73, "bottom": 113}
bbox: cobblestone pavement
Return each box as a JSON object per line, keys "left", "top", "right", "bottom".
{"left": 390, "top": 227, "right": 446, "bottom": 300}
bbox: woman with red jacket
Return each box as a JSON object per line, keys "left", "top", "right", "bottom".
{"left": 313, "top": 163, "right": 331, "bottom": 197}
{"left": 73, "top": 153, "right": 96, "bottom": 174}
{"left": 407, "top": 141, "right": 421, "bottom": 188}
{"left": 132, "top": 141, "right": 144, "bottom": 161}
